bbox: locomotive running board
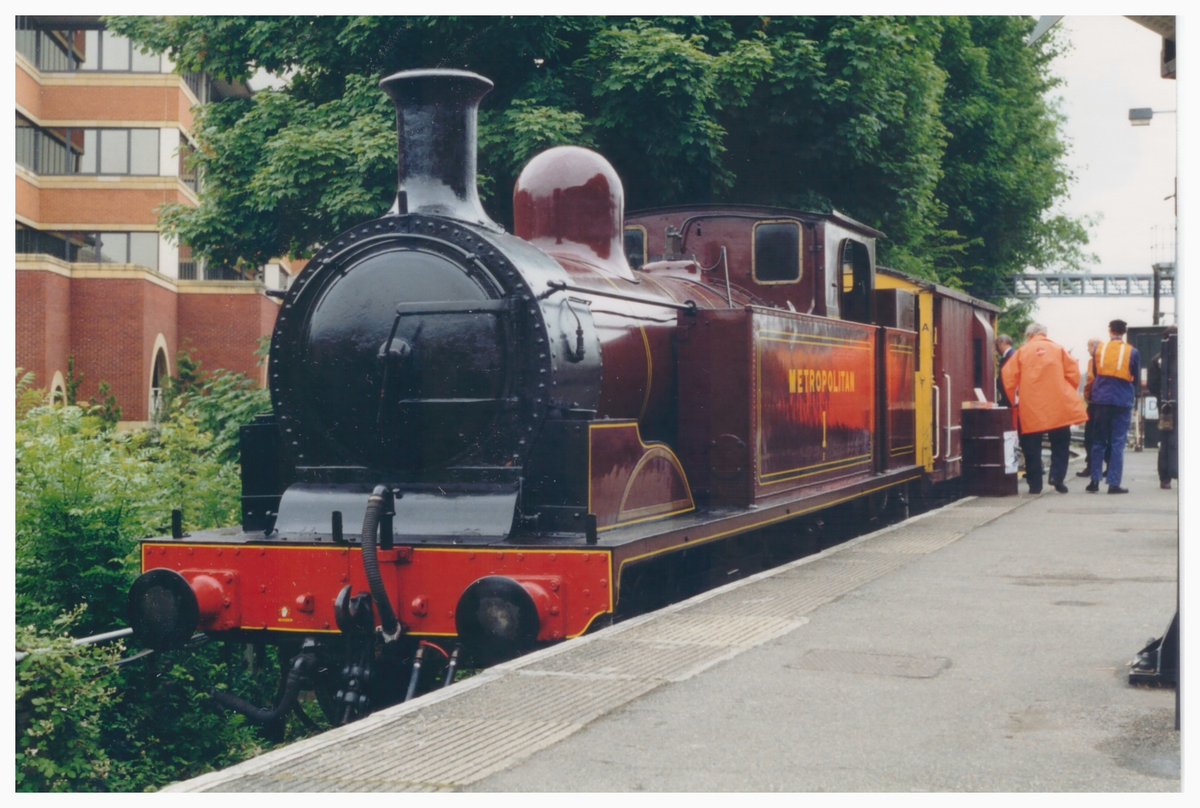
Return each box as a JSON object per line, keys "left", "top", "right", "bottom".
{"left": 596, "top": 466, "right": 924, "bottom": 578}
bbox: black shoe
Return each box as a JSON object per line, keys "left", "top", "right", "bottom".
{"left": 1086, "top": 481, "right": 1099, "bottom": 493}
{"left": 1075, "top": 470, "right": 1091, "bottom": 478}
{"left": 1053, "top": 482, "right": 1069, "bottom": 494}
{"left": 1028, "top": 486, "right": 1042, "bottom": 495}
{"left": 1108, "top": 486, "right": 1129, "bottom": 494}
{"left": 1161, "top": 480, "right": 1172, "bottom": 490}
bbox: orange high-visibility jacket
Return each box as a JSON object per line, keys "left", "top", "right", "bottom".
{"left": 1095, "top": 339, "right": 1135, "bottom": 382}
{"left": 1001, "top": 334, "right": 1088, "bottom": 435}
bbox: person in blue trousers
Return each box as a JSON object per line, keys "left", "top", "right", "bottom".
{"left": 1087, "top": 319, "right": 1140, "bottom": 494}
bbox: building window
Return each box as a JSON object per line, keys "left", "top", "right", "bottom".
{"left": 178, "top": 137, "right": 199, "bottom": 192}
{"left": 184, "top": 73, "right": 212, "bottom": 104}
{"left": 16, "top": 19, "right": 161, "bottom": 73}
{"left": 17, "top": 225, "right": 159, "bottom": 271}
{"left": 16, "top": 115, "right": 37, "bottom": 171}
{"left": 16, "top": 117, "right": 160, "bottom": 176}
{"left": 177, "top": 244, "right": 254, "bottom": 281}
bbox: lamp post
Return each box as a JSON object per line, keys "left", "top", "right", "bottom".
{"left": 1128, "top": 107, "right": 1177, "bottom": 325}
{"left": 1128, "top": 107, "right": 1176, "bottom": 126}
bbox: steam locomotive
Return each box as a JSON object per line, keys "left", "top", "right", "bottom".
{"left": 127, "top": 68, "right": 999, "bottom": 725}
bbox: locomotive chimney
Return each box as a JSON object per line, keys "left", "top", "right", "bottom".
{"left": 379, "top": 68, "right": 497, "bottom": 227}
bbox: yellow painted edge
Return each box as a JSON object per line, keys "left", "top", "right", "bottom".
{"left": 915, "top": 290, "right": 936, "bottom": 471}
{"left": 589, "top": 421, "right": 697, "bottom": 533}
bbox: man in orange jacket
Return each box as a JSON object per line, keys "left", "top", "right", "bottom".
{"left": 1001, "top": 323, "right": 1089, "bottom": 494}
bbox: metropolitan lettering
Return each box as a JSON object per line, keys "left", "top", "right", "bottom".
{"left": 787, "top": 368, "right": 856, "bottom": 394}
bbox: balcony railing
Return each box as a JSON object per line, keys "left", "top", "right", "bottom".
{"left": 178, "top": 261, "right": 256, "bottom": 282}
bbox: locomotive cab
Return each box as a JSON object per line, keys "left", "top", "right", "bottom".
{"left": 625, "top": 206, "right": 882, "bottom": 323}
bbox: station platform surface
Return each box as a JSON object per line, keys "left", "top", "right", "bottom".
{"left": 169, "top": 448, "right": 1181, "bottom": 792}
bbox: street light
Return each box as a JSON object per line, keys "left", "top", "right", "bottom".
{"left": 1128, "top": 107, "right": 1176, "bottom": 126}
{"left": 1128, "top": 105, "right": 1178, "bottom": 326}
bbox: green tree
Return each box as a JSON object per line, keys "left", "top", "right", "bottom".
{"left": 929, "top": 16, "right": 1093, "bottom": 299}
{"left": 106, "top": 15, "right": 1086, "bottom": 304}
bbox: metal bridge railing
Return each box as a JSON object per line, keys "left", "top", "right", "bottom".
{"left": 1013, "top": 270, "right": 1174, "bottom": 299}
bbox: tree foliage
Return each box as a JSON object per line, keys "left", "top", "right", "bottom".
{"left": 107, "top": 15, "right": 1084, "bottom": 302}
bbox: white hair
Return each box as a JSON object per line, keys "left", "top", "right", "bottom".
{"left": 1025, "top": 322, "right": 1047, "bottom": 338}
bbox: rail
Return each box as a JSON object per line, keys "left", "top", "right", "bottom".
{"left": 16, "top": 627, "right": 133, "bottom": 663}
{"left": 944, "top": 373, "right": 962, "bottom": 464}
{"left": 15, "top": 627, "right": 197, "bottom": 667}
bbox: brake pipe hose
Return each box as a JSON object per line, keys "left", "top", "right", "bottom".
{"left": 362, "top": 485, "right": 402, "bottom": 642}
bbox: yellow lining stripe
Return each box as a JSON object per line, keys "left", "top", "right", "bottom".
{"left": 588, "top": 421, "right": 697, "bottom": 533}
{"left": 759, "top": 455, "right": 873, "bottom": 485}
{"left": 758, "top": 332, "right": 872, "bottom": 348}
{"left": 754, "top": 324, "right": 875, "bottom": 487}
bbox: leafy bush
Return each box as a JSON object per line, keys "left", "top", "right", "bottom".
{"left": 15, "top": 362, "right": 279, "bottom": 791}
{"left": 16, "top": 612, "right": 121, "bottom": 792}
{"left": 98, "top": 644, "right": 273, "bottom": 791}
{"left": 161, "top": 349, "right": 271, "bottom": 463}
{"left": 16, "top": 404, "right": 154, "bottom": 634}
{"left": 15, "top": 403, "right": 243, "bottom": 635}
{"left": 16, "top": 614, "right": 273, "bottom": 792}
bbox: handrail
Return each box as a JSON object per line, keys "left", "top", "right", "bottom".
{"left": 944, "top": 372, "right": 953, "bottom": 462}
{"left": 932, "top": 382, "right": 941, "bottom": 461}
{"left": 539, "top": 280, "right": 698, "bottom": 312}
{"left": 944, "top": 372, "right": 962, "bottom": 463}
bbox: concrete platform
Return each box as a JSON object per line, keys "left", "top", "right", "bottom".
{"left": 168, "top": 448, "right": 1180, "bottom": 792}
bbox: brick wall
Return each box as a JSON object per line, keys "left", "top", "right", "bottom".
{"left": 16, "top": 173, "right": 41, "bottom": 221}
{"left": 67, "top": 276, "right": 170, "bottom": 419}
{"left": 15, "top": 270, "right": 71, "bottom": 389}
{"left": 34, "top": 81, "right": 197, "bottom": 130}
{"left": 37, "top": 185, "right": 188, "bottom": 227}
{"left": 16, "top": 271, "right": 280, "bottom": 421}
{"left": 178, "top": 291, "right": 280, "bottom": 384}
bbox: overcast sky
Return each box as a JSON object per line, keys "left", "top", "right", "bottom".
{"left": 1030, "top": 15, "right": 1179, "bottom": 359}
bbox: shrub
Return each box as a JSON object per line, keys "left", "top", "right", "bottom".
{"left": 15, "top": 611, "right": 121, "bottom": 792}
{"left": 15, "top": 361, "right": 280, "bottom": 791}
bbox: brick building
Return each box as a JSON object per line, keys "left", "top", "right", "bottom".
{"left": 15, "top": 16, "right": 290, "bottom": 424}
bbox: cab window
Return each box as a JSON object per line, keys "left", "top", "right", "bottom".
{"left": 838, "top": 238, "right": 873, "bottom": 323}
{"left": 753, "top": 221, "right": 802, "bottom": 284}
{"left": 624, "top": 226, "right": 647, "bottom": 270}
